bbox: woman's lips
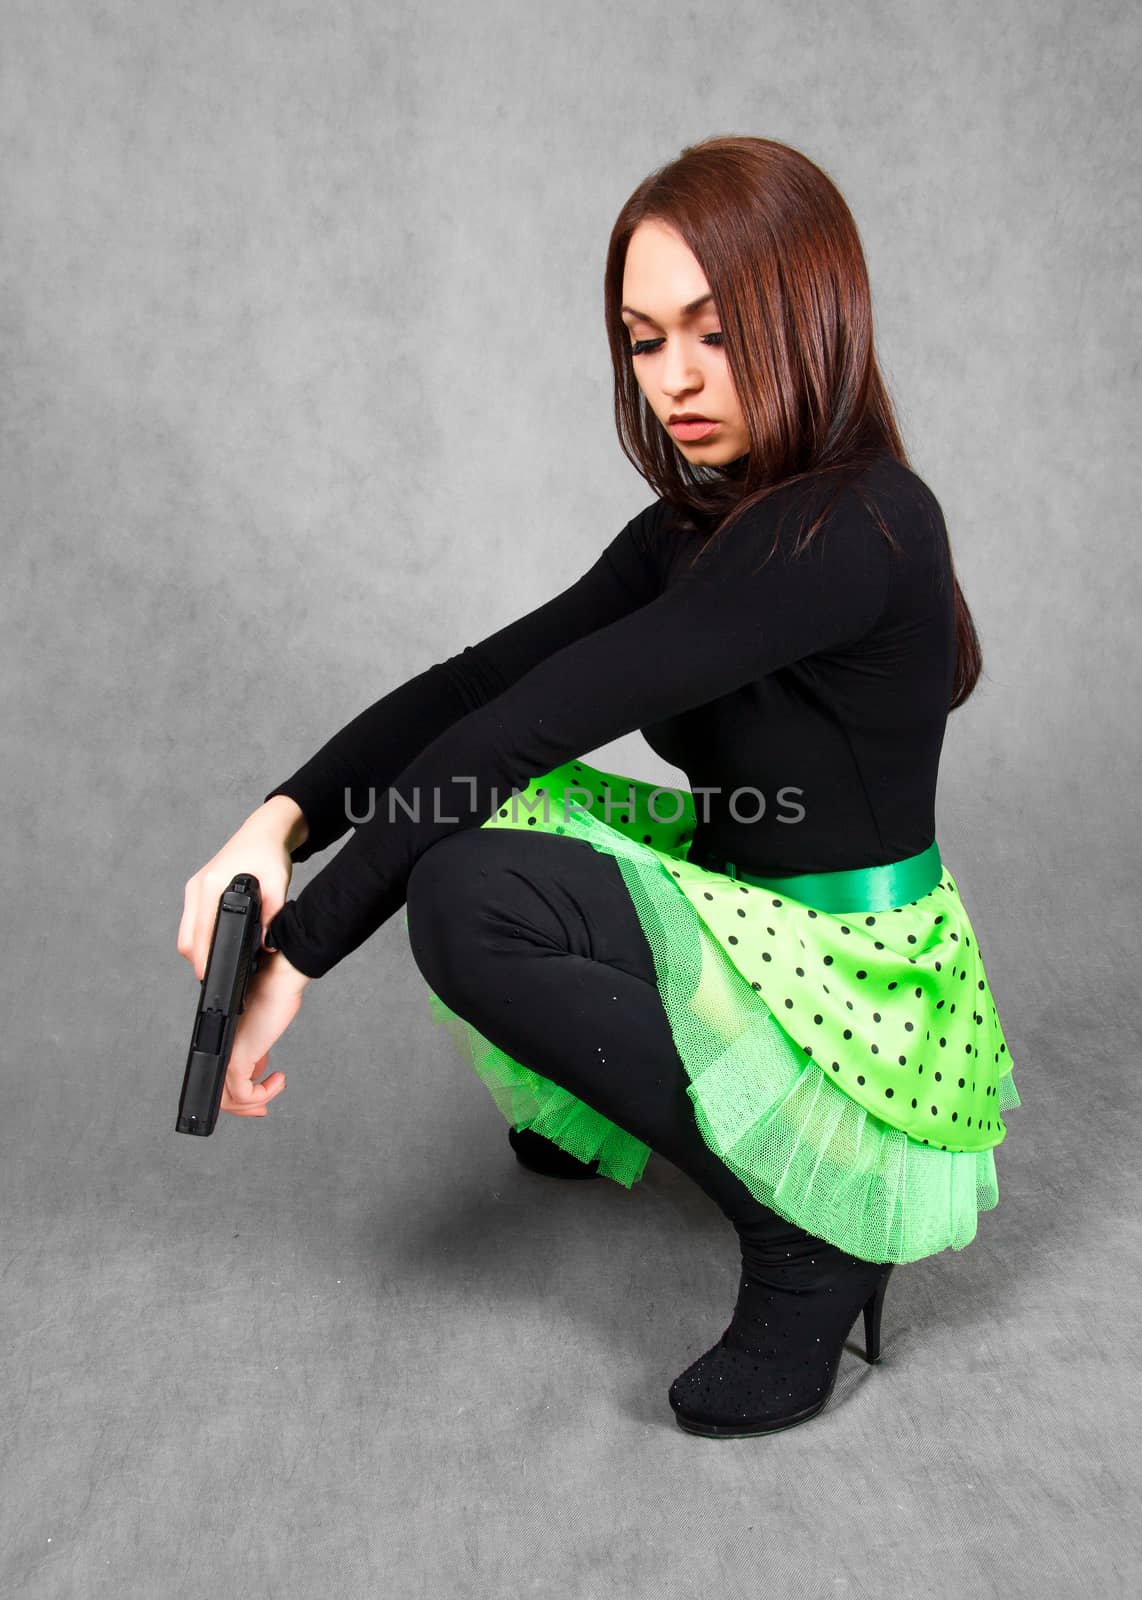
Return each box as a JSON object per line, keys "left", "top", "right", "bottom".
{"left": 669, "top": 418, "right": 719, "bottom": 441}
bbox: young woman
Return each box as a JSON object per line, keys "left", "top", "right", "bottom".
{"left": 179, "top": 136, "right": 1021, "bottom": 1440}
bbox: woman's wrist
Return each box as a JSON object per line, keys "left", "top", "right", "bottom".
{"left": 254, "top": 794, "right": 310, "bottom": 854}
{"left": 268, "top": 945, "right": 313, "bottom": 989}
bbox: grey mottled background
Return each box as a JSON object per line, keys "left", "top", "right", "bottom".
{"left": 2, "top": 2, "right": 1139, "bottom": 1597}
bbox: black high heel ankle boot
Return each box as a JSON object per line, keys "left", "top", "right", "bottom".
{"left": 669, "top": 1252, "right": 896, "bottom": 1438}
{"left": 508, "top": 1125, "right": 600, "bottom": 1180}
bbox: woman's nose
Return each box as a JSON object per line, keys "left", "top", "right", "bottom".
{"left": 660, "top": 346, "right": 702, "bottom": 399}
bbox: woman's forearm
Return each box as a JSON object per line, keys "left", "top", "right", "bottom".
{"left": 261, "top": 658, "right": 478, "bottom": 862}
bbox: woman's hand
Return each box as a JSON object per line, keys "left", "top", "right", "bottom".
{"left": 219, "top": 949, "right": 310, "bottom": 1118}
{"left": 178, "top": 796, "right": 306, "bottom": 981}
{"left": 178, "top": 796, "right": 312, "bottom": 1117}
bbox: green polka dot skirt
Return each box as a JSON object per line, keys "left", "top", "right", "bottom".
{"left": 412, "top": 758, "right": 1022, "bottom": 1265}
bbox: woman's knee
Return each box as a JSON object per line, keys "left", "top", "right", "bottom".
{"left": 405, "top": 828, "right": 503, "bottom": 994}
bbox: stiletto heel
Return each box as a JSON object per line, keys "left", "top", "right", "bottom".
{"left": 861, "top": 1264, "right": 893, "bottom": 1363}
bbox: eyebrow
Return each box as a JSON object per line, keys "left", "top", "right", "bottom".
{"left": 620, "top": 292, "right": 716, "bottom": 323}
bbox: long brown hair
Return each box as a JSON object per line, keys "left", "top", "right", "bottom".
{"left": 603, "top": 135, "right": 981, "bottom": 709}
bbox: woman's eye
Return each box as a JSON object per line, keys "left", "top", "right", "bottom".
{"left": 629, "top": 332, "right": 725, "bottom": 356}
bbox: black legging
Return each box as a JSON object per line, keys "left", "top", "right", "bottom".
{"left": 404, "top": 825, "right": 846, "bottom": 1283}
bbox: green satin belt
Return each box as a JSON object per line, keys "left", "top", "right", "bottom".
{"left": 688, "top": 839, "right": 944, "bottom": 914}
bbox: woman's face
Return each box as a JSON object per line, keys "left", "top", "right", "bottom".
{"left": 620, "top": 218, "right": 750, "bottom": 466}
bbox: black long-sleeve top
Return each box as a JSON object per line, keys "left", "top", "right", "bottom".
{"left": 263, "top": 451, "right": 956, "bottom": 978}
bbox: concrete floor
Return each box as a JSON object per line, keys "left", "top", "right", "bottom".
{"left": 3, "top": 922, "right": 1138, "bottom": 1600}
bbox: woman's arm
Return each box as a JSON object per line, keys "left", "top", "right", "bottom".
{"left": 262, "top": 500, "right": 666, "bottom": 861}
{"left": 266, "top": 480, "right": 895, "bottom": 979}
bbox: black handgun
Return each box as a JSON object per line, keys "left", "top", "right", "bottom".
{"left": 175, "top": 873, "right": 266, "bottom": 1136}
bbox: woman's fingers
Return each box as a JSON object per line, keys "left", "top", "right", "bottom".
{"left": 219, "top": 1081, "right": 281, "bottom": 1107}
{"left": 218, "top": 965, "right": 302, "bottom": 1118}
{"left": 177, "top": 870, "right": 235, "bottom": 979}
{"left": 180, "top": 810, "right": 295, "bottom": 980}
{"left": 176, "top": 880, "right": 198, "bottom": 968}
{"left": 222, "top": 1097, "right": 269, "bottom": 1117}
{"left": 223, "top": 1052, "right": 279, "bottom": 1104}
{"left": 221, "top": 1069, "right": 285, "bottom": 1114}
{"left": 177, "top": 873, "right": 221, "bottom": 980}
